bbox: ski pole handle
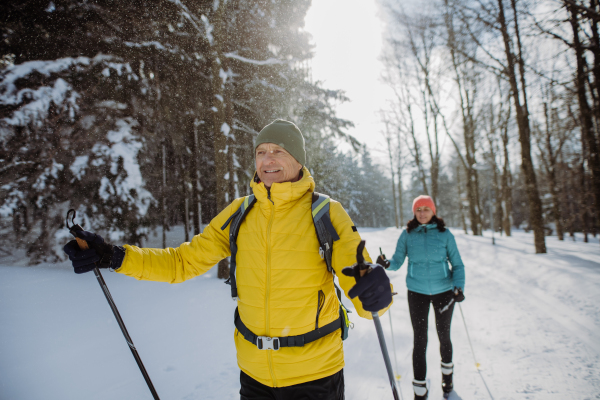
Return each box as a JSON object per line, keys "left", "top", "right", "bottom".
{"left": 66, "top": 209, "right": 90, "bottom": 250}
{"left": 351, "top": 240, "right": 371, "bottom": 282}
{"left": 70, "top": 225, "right": 90, "bottom": 250}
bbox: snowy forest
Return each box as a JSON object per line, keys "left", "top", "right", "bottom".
{"left": 379, "top": 0, "right": 600, "bottom": 255}
{"left": 1, "top": 0, "right": 599, "bottom": 264}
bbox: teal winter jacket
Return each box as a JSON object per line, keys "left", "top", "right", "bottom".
{"left": 388, "top": 224, "right": 465, "bottom": 295}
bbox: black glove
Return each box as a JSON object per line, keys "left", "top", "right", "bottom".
{"left": 63, "top": 230, "right": 118, "bottom": 274}
{"left": 343, "top": 265, "right": 393, "bottom": 312}
{"left": 454, "top": 287, "right": 465, "bottom": 303}
{"left": 376, "top": 254, "right": 391, "bottom": 269}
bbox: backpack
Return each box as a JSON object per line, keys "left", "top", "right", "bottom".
{"left": 221, "top": 192, "right": 352, "bottom": 347}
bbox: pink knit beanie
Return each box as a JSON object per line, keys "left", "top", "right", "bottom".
{"left": 412, "top": 195, "right": 436, "bottom": 215}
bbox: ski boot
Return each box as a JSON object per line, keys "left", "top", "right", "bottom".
{"left": 441, "top": 361, "right": 454, "bottom": 398}
{"left": 412, "top": 379, "right": 428, "bottom": 400}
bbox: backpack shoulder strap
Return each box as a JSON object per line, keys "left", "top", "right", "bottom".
{"left": 311, "top": 192, "right": 340, "bottom": 272}
{"left": 221, "top": 195, "right": 256, "bottom": 299}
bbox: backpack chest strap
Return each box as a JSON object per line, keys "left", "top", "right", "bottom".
{"left": 221, "top": 195, "right": 256, "bottom": 299}
{"left": 312, "top": 192, "right": 340, "bottom": 272}
{"left": 234, "top": 307, "right": 341, "bottom": 350}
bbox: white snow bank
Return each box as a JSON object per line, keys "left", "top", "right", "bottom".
{"left": 1, "top": 227, "right": 599, "bottom": 399}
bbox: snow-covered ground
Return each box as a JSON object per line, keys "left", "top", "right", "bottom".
{"left": 1, "top": 227, "right": 599, "bottom": 400}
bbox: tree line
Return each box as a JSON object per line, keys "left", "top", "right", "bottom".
{"left": 0, "top": 0, "right": 395, "bottom": 269}
{"left": 380, "top": 0, "right": 600, "bottom": 253}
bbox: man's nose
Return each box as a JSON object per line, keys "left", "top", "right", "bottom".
{"left": 263, "top": 152, "right": 277, "bottom": 163}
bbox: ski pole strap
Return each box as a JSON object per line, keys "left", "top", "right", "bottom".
{"left": 234, "top": 307, "right": 342, "bottom": 349}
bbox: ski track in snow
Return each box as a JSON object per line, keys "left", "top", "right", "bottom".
{"left": 1, "top": 227, "right": 599, "bottom": 399}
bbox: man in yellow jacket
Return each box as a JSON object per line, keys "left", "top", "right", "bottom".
{"left": 64, "top": 119, "right": 393, "bottom": 400}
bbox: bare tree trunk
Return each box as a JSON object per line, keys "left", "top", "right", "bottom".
{"left": 383, "top": 131, "right": 399, "bottom": 228}
{"left": 407, "top": 103, "right": 429, "bottom": 195}
{"left": 566, "top": 166, "right": 577, "bottom": 240}
{"left": 178, "top": 154, "right": 190, "bottom": 243}
{"left": 162, "top": 142, "right": 167, "bottom": 248}
{"left": 225, "top": 75, "right": 236, "bottom": 204}
{"left": 498, "top": 0, "right": 546, "bottom": 253}
{"left": 429, "top": 112, "right": 441, "bottom": 203}
{"left": 397, "top": 164, "right": 404, "bottom": 227}
{"left": 457, "top": 165, "right": 468, "bottom": 233}
{"left": 190, "top": 119, "right": 202, "bottom": 235}
{"left": 567, "top": 1, "right": 600, "bottom": 232}
{"left": 491, "top": 148, "right": 503, "bottom": 236}
{"left": 443, "top": 0, "right": 482, "bottom": 235}
{"left": 582, "top": 162, "right": 590, "bottom": 242}
{"left": 485, "top": 101, "right": 504, "bottom": 235}
{"left": 589, "top": 0, "right": 600, "bottom": 109}
{"left": 501, "top": 101, "right": 513, "bottom": 236}
{"left": 543, "top": 102, "right": 564, "bottom": 240}
{"left": 466, "top": 168, "right": 482, "bottom": 235}
{"left": 395, "top": 127, "right": 405, "bottom": 227}
{"left": 209, "top": 3, "right": 230, "bottom": 280}
{"left": 211, "top": 4, "right": 227, "bottom": 214}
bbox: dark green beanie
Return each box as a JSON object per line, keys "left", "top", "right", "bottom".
{"left": 254, "top": 119, "right": 306, "bottom": 166}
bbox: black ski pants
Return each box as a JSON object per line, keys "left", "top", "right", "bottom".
{"left": 240, "top": 369, "right": 344, "bottom": 400}
{"left": 408, "top": 290, "right": 455, "bottom": 381}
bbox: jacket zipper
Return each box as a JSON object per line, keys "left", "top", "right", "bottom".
{"left": 409, "top": 233, "right": 413, "bottom": 278}
{"left": 315, "top": 290, "right": 325, "bottom": 329}
{"left": 424, "top": 226, "right": 431, "bottom": 294}
{"left": 265, "top": 190, "right": 277, "bottom": 386}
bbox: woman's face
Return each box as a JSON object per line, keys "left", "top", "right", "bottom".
{"left": 415, "top": 206, "right": 434, "bottom": 224}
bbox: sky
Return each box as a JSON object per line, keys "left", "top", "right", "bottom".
{"left": 304, "top": 0, "right": 395, "bottom": 156}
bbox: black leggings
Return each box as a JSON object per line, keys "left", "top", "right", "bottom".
{"left": 408, "top": 290, "right": 455, "bottom": 381}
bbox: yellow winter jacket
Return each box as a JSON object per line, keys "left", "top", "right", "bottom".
{"left": 117, "top": 168, "right": 390, "bottom": 387}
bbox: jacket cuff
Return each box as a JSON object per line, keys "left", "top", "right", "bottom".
{"left": 388, "top": 260, "right": 400, "bottom": 271}
{"left": 110, "top": 246, "right": 126, "bottom": 271}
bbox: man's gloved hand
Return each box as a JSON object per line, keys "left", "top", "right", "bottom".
{"left": 376, "top": 254, "right": 391, "bottom": 269}
{"left": 343, "top": 265, "right": 393, "bottom": 312}
{"left": 454, "top": 287, "right": 465, "bottom": 302}
{"left": 63, "top": 230, "right": 116, "bottom": 274}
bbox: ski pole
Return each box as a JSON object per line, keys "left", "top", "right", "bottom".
{"left": 381, "top": 248, "right": 404, "bottom": 400}
{"left": 349, "top": 241, "right": 400, "bottom": 400}
{"left": 388, "top": 310, "right": 404, "bottom": 400}
{"left": 458, "top": 303, "right": 494, "bottom": 400}
{"left": 66, "top": 210, "right": 160, "bottom": 400}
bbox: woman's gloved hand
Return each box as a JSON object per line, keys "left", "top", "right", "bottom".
{"left": 63, "top": 230, "right": 121, "bottom": 274}
{"left": 376, "top": 254, "right": 391, "bottom": 269}
{"left": 343, "top": 265, "right": 393, "bottom": 312}
{"left": 454, "top": 287, "right": 465, "bottom": 302}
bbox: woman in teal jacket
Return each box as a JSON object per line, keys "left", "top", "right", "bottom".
{"left": 382, "top": 195, "right": 465, "bottom": 400}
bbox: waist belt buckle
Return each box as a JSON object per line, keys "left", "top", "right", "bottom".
{"left": 257, "top": 336, "right": 280, "bottom": 350}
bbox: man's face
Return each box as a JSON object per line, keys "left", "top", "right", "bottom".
{"left": 255, "top": 143, "right": 302, "bottom": 188}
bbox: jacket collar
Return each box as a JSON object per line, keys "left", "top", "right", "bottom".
{"left": 250, "top": 166, "right": 315, "bottom": 211}
{"left": 414, "top": 223, "right": 438, "bottom": 232}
